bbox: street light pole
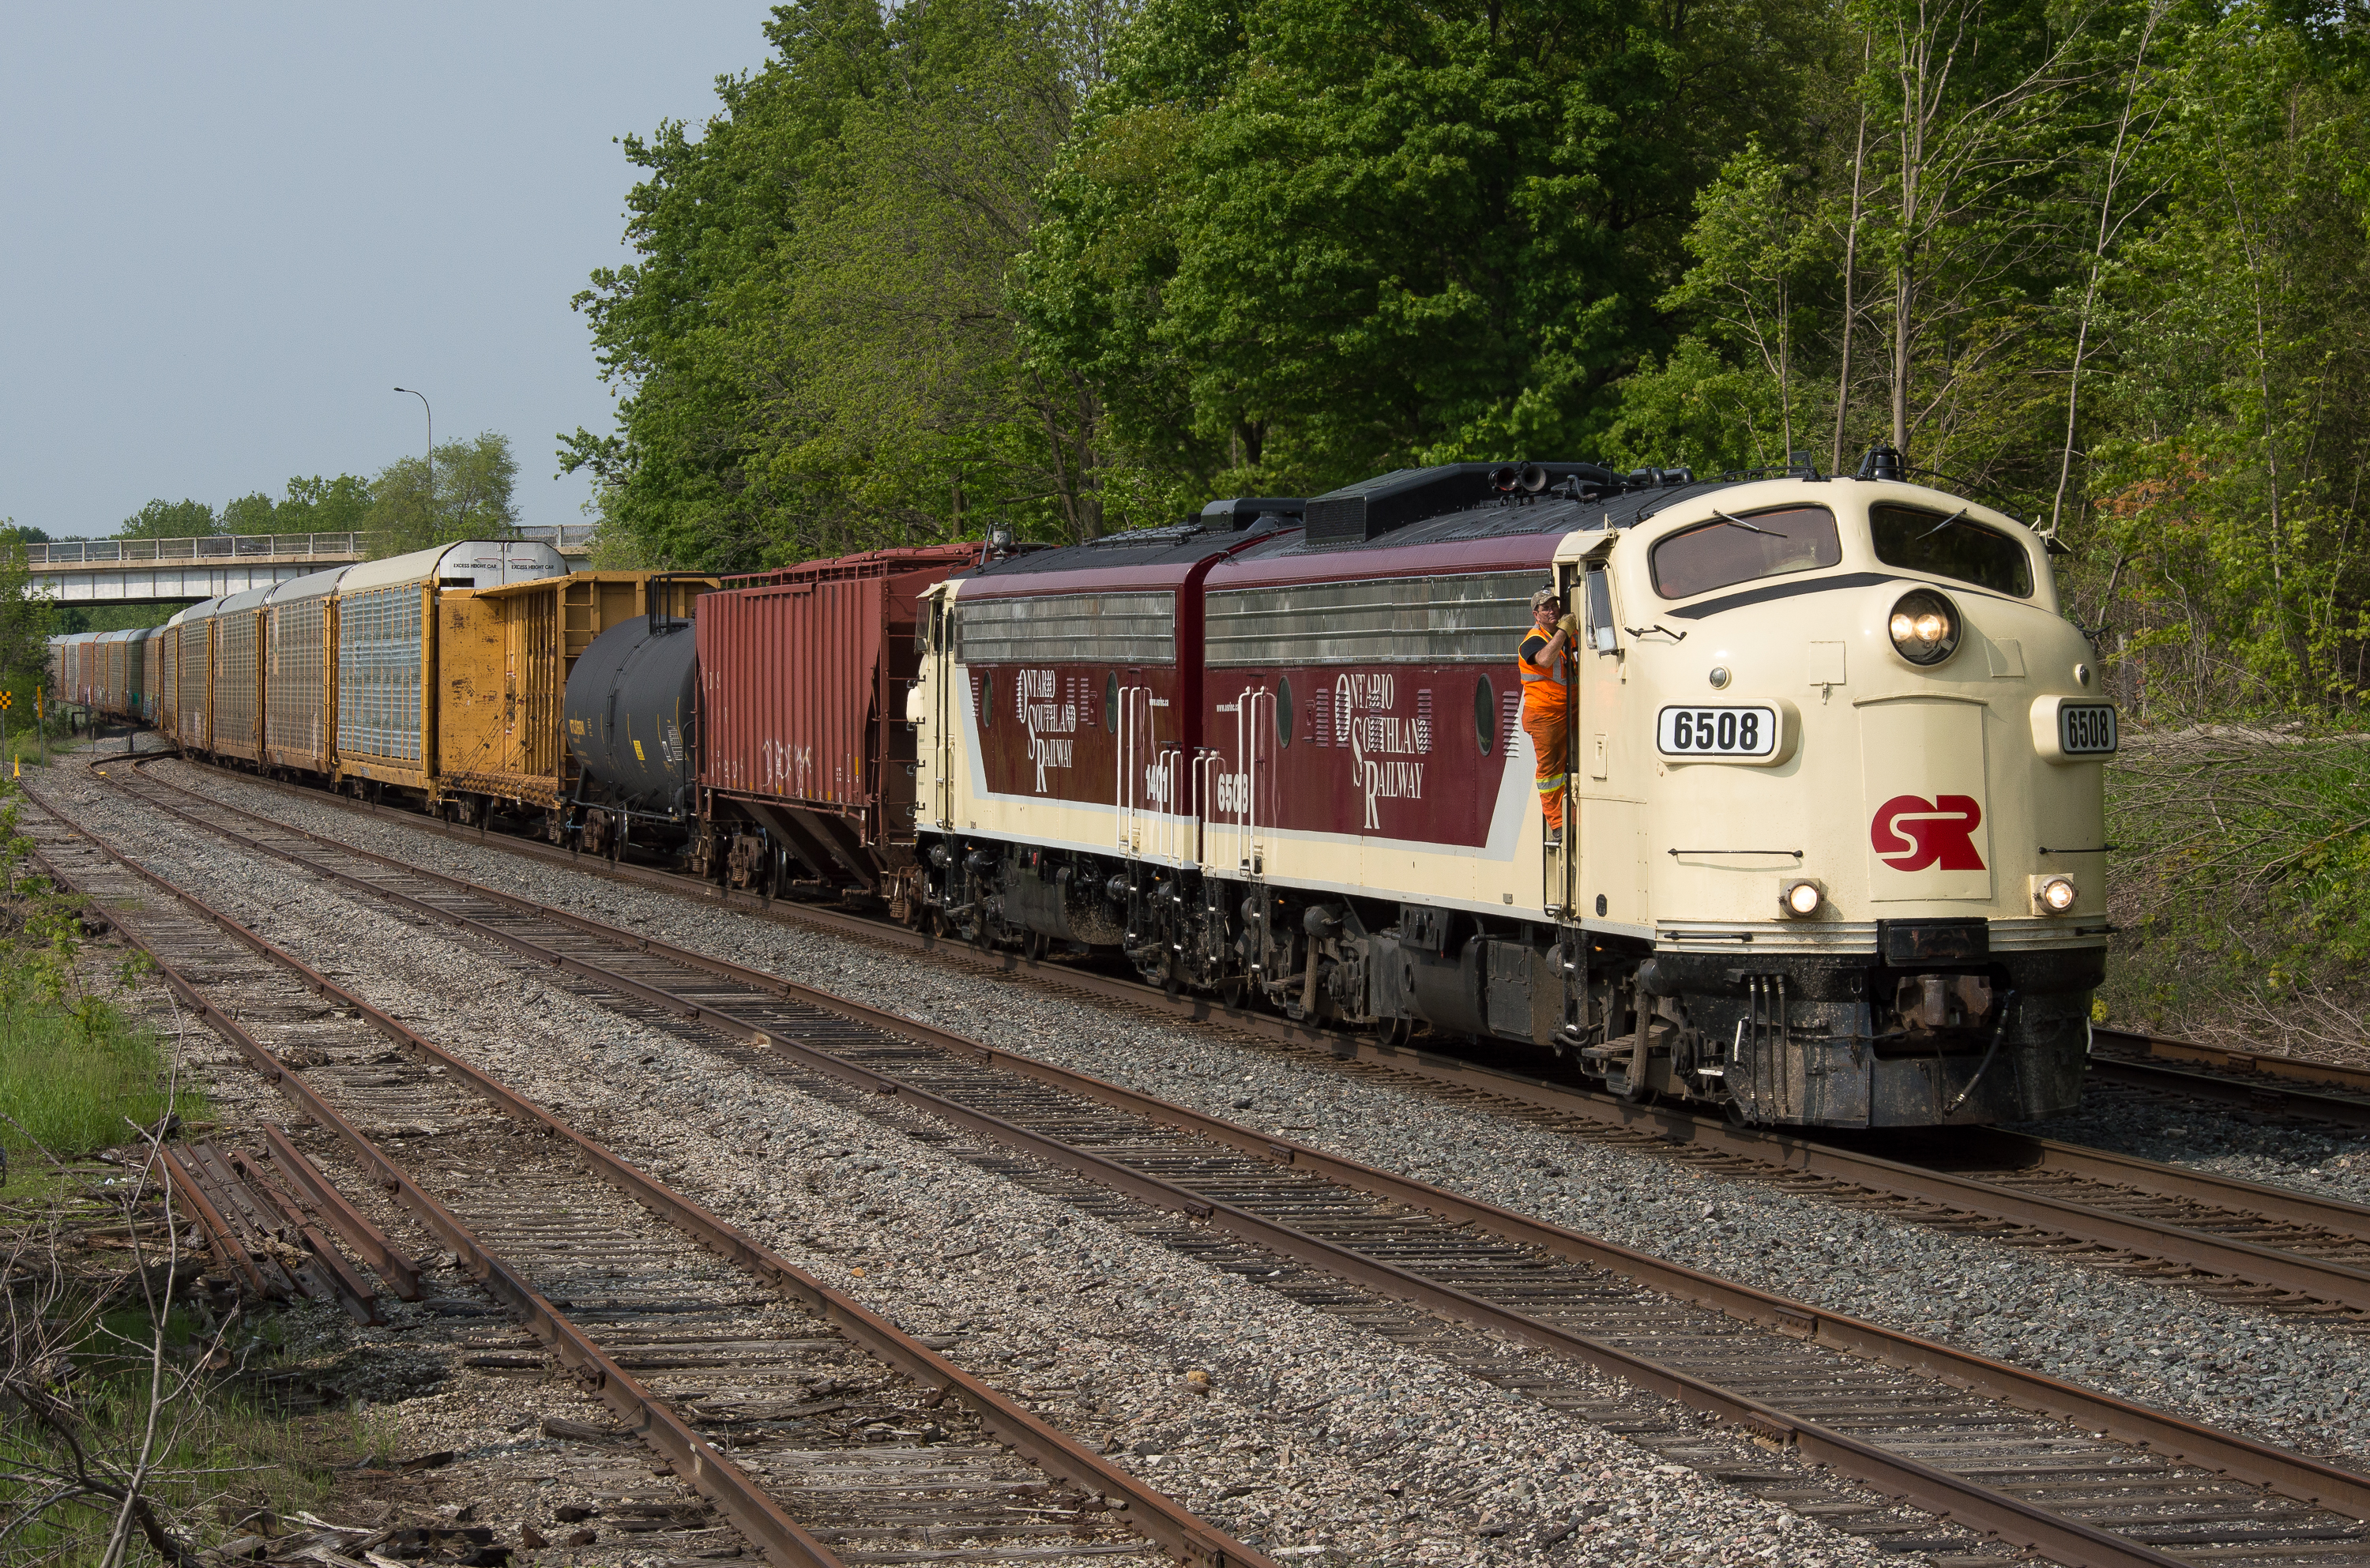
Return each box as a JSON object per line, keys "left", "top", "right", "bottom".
{"left": 394, "top": 386, "right": 431, "bottom": 537}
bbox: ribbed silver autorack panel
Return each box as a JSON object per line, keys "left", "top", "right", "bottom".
{"left": 338, "top": 584, "right": 423, "bottom": 761}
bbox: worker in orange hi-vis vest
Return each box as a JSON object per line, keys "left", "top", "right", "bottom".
{"left": 1517, "top": 587, "right": 1577, "bottom": 846}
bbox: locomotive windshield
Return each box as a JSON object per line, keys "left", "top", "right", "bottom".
{"left": 1870, "top": 504, "right": 2033, "bottom": 596}
{"left": 1650, "top": 506, "right": 1841, "bottom": 600}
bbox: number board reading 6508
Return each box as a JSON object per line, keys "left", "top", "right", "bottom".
{"left": 1655, "top": 704, "right": 1778, "bottom": 758}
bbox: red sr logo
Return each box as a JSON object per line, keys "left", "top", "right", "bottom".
{"left": 1870, "top": 795, "right": 1986, "bottom": 871}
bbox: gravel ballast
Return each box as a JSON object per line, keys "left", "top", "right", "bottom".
{"left": 29, "top": 753, "right": 1920, "bottom": 1567}
{"left": 129, "top": 753, "right": 2370, "bottom": 1473}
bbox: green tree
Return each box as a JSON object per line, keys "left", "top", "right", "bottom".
{"left": 1609, "top": 140, "right": 1830, "bottom": 470}
{"left": 562, "top": 0, "right": 891, "bottom": 569}
{"left": 115, "top": 499, "right": 220, "bottom": 540}
{"left": 2072, "top": 4, "right": 2370, "bottom": 717}
{"left": 1022, "top": 0, "right": 1825, "bottom": 498}
{"left": 274, "top": 473, "right": 374, "bottom": 534}
{"left": 367, "top": 433, "right": 520, "bottom": 558}
{"left": 219, "top": 491, "right": 279, "bottom": 534}
{"left": 566, "top": 0, "right": 1124, "bottom": 563}
{"left": 753, "top": 0, "right": 1118, "bottom": 547}
{"left": 0, "top": 527, "right": 53, "bottom": 679}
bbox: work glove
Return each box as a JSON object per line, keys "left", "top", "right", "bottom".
{"left": 1556, "top": 612, "right": 1579, "bottom": 637}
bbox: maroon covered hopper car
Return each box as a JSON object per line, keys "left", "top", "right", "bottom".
{"left": 697, "top": 543, "right": 982, "bottom": 906}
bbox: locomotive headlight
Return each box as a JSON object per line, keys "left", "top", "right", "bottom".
{"left": 2034, "top": 874, "right": 2078, "bottom": 915}
{"left": 1780, "top": 878, "right": 1823, "bottom": 917}
{"left": 1887, "top": 589, "right": 1961, "bottom": 666}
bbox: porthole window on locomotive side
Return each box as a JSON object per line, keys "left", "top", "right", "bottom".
{"left": 1868, "top": 504, "right": 2033, "bottom": 596}
{"left": 1103, "top": 671, "right": 1118, "bottom": 732}
{"left": 1473, "top": 675, "right": 1495, "bottom": 754}
{"left": 1650, "top": 506, "right": 1841, "bottom": 600}
{"left": 1275, "top": 677, "right": 1293, "bottom": 747}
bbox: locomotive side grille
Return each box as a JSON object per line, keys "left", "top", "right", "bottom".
{"left": 955, "top": 590, "right": 1176, "bottom": 666}
{"left": 1206, "top": 573, "right": 1533, "bottom": 666}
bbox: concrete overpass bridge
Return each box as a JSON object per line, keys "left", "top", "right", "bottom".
{"left": 28, "top": 526, "right": 596, "bottom": 604}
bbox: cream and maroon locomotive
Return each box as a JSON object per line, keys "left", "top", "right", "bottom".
{"left": 908, "top": 456, "right": 2115, "bottom": 1127}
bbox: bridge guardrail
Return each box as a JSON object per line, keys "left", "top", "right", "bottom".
{"left": 27, "top": 526, "right": 596, "bottom": 567}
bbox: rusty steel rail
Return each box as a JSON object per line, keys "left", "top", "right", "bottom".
{"left": 2093, "top": 1025, "right": 2370, "bottom": 1096}
{"left": 2086, "top": 1027, "right": 2370, "bottom": 1130}
{"left": 24, "top": 780, "right": 1272, "bottom": 1568}
{"left": 144, "top": 751, "right": 2370, "bottom": 1315}
{"left": 92, "top": 758, "right": 2370, "bottom": 1567}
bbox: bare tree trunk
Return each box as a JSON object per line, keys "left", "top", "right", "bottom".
{"left": 1833, "top": 36, "right": 1872, "bottom": 474}
{"left": 2215, "top": 133, "right": 2297, "bottom": 682}
{"left": 2052, "top": 3, "right": 2167, "bottom": 534}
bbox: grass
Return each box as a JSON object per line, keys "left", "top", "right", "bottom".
{"left": 0, "top": 671, "right": 82, "bottom": 769}
{"left": 0, "top": 1321, "right": 340, "bottom": 1563}
{"left": 2099, "top": 726, "right": 2370, "bottom": 1059}
{"left": 0, "top": 991, "right": 203, "bottom": 1164}
{"left": 0, "top": 788, "right": 210, "bottom": 1174}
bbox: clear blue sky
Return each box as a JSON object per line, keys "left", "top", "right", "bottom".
{"left": 0, "top": 3, "right": 773, "bottom": 540}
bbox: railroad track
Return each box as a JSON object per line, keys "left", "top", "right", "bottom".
{"left": 45, "top": 754, "right": 2370, "bottom": 1566}
{"left": 152, "top": 749, "right": 2370, "bottom": 1326}
{"left": 18, "top": 780, "right": 1270, "bottom": 1568}
{"left": 2085, "top": 1029, "right": 2370, "bottom": 1131}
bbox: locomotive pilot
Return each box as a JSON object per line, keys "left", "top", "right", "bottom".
{"left": 1518, "top": 588, "right": 1578, "bottom": 848}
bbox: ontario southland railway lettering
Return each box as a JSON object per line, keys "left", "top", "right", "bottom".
{"left": 1020, "top": 667, "right": 1078, "bottom": 792}
{"left": 1340, "top": 671, "right": 1431, "bottom": 829}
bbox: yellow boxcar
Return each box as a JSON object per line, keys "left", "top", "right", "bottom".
{"left": 436, "top": 572, "right": 713, "bottom": 826}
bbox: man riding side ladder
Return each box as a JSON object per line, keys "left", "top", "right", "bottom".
{"left": 1518, "top": 587, "right": 1575, "bottom": 848}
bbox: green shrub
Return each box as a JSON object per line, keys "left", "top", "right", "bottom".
{"left": 2101, "top": 729, "right": 2370, "bottom": 1054}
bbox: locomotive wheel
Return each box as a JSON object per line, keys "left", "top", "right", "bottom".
{"left": 1218, "top": 976, "right": 1247, "bottom": 1010}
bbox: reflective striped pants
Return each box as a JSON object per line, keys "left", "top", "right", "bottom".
{"left": 1522, "top": 709, "right": 1567, "bottom": 833}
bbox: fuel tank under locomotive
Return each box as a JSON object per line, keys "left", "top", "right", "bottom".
{"left": 563, "top": 615, "right": 700, "bottom": 839}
